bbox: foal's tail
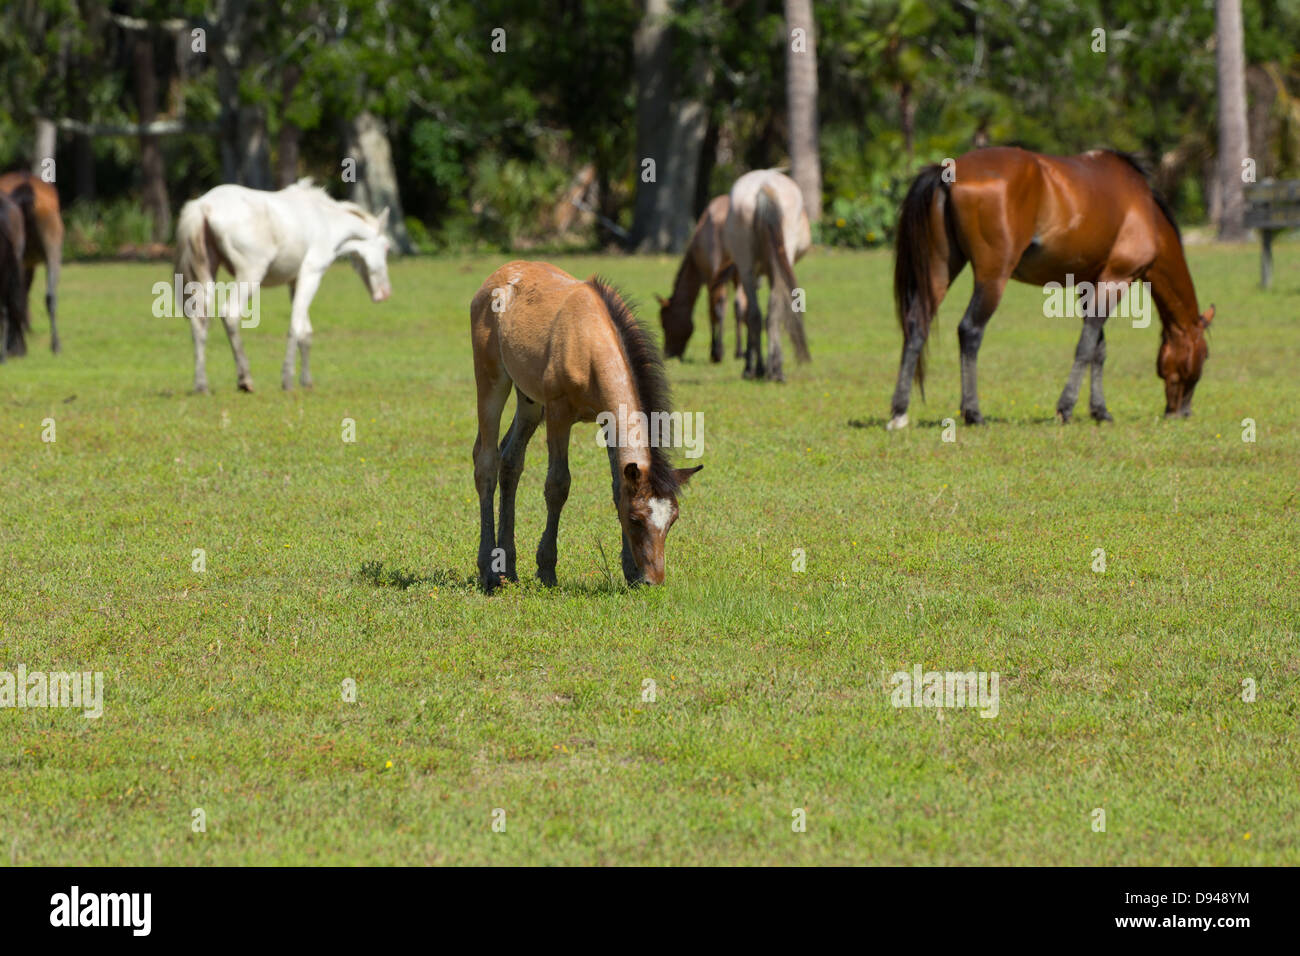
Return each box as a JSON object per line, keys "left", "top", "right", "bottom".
{"left": 756, "top": 184, "right": 809, "bottom": 363}
{"left": 893, "top": 164, "right": 952, "bottom": 393}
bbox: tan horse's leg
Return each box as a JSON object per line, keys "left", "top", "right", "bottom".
{"left": 43, "top": 240, "right": 61, "bottom": 354}
{"left": 473, "top": 354, "right": 513, "bottom": 592}
{"left": 707, "top": 278, "right": 729, "bottom": 363}
{"left": 732, "top": 277, "right": 747, "bottom": 359}
{"left": 536, "top": 411, "right": 573, "bottom": 587}
{"left": 497, "top": 389, "right": 544, "bottom": 583}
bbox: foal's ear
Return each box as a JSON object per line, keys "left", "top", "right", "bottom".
{"left": 624, "top": 462, "right": 641, "bottom": 483}
{"left": 1201, "top": 304, "right": 1215, "bottom": 327}
{"left": 674, "top": 464, "right": 703, "bottom": 486}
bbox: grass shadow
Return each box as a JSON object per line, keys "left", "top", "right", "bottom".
{"left": 358, "top": 560, "right": 477, "bottom": 592}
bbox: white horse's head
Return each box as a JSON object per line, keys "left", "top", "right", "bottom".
{"left": 342, "top": 207, "right": 393, "bottom": 303}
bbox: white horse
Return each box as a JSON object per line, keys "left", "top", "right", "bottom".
{"left": 723, "top": 169, "right": 811, "bottom": 381}
{"left": 174, "top": 179, "right": 392, "bottom": 392}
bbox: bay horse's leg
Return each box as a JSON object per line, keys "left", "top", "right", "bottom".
{"left": 1057, "top": 271, "right": 1129, "bottom": 423}
{"left": 606, "top": 444, "right": 640, "bottom": 585}
{"left": 44, "top": 242, "right": 62, "bottom": 354}
{"left": 956, "top": 276, "right": 1008, "bottom": 425}
{"left": 536, "top": 412, "right": 573, "bottom": 587}
{"left": 1056, "top": 317, "right": 1105, "bottom": 423}
{"left": 1088, "top": 326, "right": 1112, "bottom": 422}
{"left": 473, "top": 368, "right": 513, "bottom": 592}
{"left": 497, "top": 389, "right": 543, "bottom": 583}
{"left": 888, "top": 251, "right": 963, "bottom": 430}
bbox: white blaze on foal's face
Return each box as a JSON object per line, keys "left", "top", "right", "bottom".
{"left": 648, "top": 497, "right": 674, "bottom": 531}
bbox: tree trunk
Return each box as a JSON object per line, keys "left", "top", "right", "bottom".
{"left": 629, "top": 0, "right": 711, "bottom": 252}
{"left": 1215, "top": 0, "right": 1249, "bottom": 240}
{"left": 276, "top": 64, "right": 302, "bottom": 188}
{"left": 32, "top": 118, "right": 57, "bottom": 179}
{"left": 133, "top": 30, "right": 171, "bottom": 240}
{"left": 899, "top": 82, "right": 915, "bottom": 158}
{"left": 345, "top": 111, "right": 413, "bottom": 253}
{"left": 784, "top": 0, "right": 822, "bottom": 221}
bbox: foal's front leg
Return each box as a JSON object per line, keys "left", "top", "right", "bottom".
{"left": 497, "top": 391, "right": 543, "bottom": 582}
{"left": 536, "top": 415, "right": 573, "bottom": 587}
{"left": 606, "top": 445, "right": 640, "bottom": 585}
{"left": 285, "top": 270, "right": 322, "bottom": 390}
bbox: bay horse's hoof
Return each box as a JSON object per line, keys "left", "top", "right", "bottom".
{"left": 1056, "top": 409, "right": 1072, "bottom": 424}
{"left": 962, "top": 410, "right": 984, "bottom": 425}
{"left": 1090, "top": 407, "right": 1113, "bottom": 423}
{"left": 886, "top": 414, "right": 909, "bottom": 431}
{"left": 238, "top": 381, "right": 254, "bottom": 393}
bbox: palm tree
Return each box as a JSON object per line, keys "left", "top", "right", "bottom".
{"left": 785, "top": 0, "right": 821, "bottom": 222}
{"left": 1216, "top": 0, "right": 1250, "bottom": 240}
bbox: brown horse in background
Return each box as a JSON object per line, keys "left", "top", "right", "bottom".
{"left": 471, "top": 261, "right": 702, "bottom": 591}
{"left": 0, "top": 187, "right": 31, "bottom": 361}
{"left": 889, "top": 147, "right": 1212, "bottom": 429}
{"left": 0, "top": 172, "right": 63, "bottom": 354}
{"left": 657, "top": 195, "right": 748, "bottom": 362}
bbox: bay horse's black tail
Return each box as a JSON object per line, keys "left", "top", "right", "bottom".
{"left": 0, "top": 186, "right": 31, "bottom": 359}
{"left": 893, "top": 164, "right": 951, "bottom": 394}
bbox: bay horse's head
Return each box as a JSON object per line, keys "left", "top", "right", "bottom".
{"left": 342, "top": 207, "right": 393, "bottom": 303}
{"left": 617, "top": 460, "right": 702, "bottom": 585}
{"left": 1158, "top": 305, "right": 1213, "bottom": 417}
{"left": 656, "top": 294, "right": 692, "bottom": 359}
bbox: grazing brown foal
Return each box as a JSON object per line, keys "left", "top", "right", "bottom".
{"left": 657, "top": 195, "right": 748, "bottom": 362}
{"left": 890, "top": 147, "right": 1212, "bottom": 428}
{"left": 0, "top": 172, "right": 63, "bottom": 353}
{"left": 470, "top": 261, "right": 702, "bottom": 591}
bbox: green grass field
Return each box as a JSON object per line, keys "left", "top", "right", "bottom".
{"left": 1, "top": 243, "right": 1297, "bottom": 865}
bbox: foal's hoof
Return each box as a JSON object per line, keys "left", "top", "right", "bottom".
{"left": 237, "top": 380, "right": 254, "bottom": 393}
{"left": 886, "top": 414, "right": 909, "bottom": 431}
{"left": 1056, "top": 408, "right": 1072, "bottom": 424}
{"left": 962, "top": 410, "right": 985, "bottom": 425}
{"left": 1090, "top": 407, "right": 1113, "bottom": 423}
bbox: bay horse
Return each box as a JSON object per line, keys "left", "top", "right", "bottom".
{"left": 0, "top": 172, "right": 62, "bottom": 354}
{"left": 0, "top": 187, "right": 31, "bottom": 361}
{"left": 724, "top": 170, "right": 812, "bottom": 381}
{"left": 657, "top": 194, "right": 748, "bottom": 362}
{"left": 470, "top": 261, "right": 702, "bottom": 591}
{"left": 174, "top": 179, "right": 392, "bottom": 393}
{"left": 889, "top": 147, "right": 1212, "bottom": 429}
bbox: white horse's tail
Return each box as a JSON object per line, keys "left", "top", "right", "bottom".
{"left": 756, "top": 184, "right": 809, "bottom": 363}
{"left": 174, "top": 200, "right": 212, "bottom": 291}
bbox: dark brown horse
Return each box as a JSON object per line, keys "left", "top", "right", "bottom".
{"left": 0, "top": 172, "right": 63, "bottom": 353}
{"left": 889, "top": 147, "right": 1213, "bottom": 429}
{"left": 0, "top": 186, "right": 31, "bottom": 361}
{"left": 657, "top": 195, "right": 747, "bottom": 362}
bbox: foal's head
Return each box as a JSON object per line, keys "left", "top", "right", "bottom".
{"left": 617, "top": 460, "right": 702, "bottom": 585}
{"left": 342, "top": 207, "right": 393, "bottom": 303}
{"left": 1158, "top": 305, "right": 1213, "bottom": 417}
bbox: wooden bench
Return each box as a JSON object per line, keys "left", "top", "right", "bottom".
{"left": 1244, "top": 179, "right": 1300, "bottom": 289}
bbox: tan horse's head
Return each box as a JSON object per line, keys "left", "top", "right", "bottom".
{"left": 1158, "top": 305, "right": 1213, "bottom": 417}
{"left": 617, "top": 461, "right": 702, "bottom": 585}
{"left": 656, "top": 294, "right": 692, "bottom": 360}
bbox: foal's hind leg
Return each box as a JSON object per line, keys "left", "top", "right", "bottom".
{"left": 536, "top": 412, "right": 573, "bottom": 587}
{"left": 473, "top": 367, "right": 514, "bottom": 592}
{"left": 496, "top": 390, "right": 544, "bottom": 583}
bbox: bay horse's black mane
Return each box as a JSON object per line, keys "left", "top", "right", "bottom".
{"left": 587, "top": 276, "right": 679, "bottom": 497}
{"left": 1103, "top": 149, "right": 1182, "bottom": 246}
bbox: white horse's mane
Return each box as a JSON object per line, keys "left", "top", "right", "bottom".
{"left": 288, "top": 177, "right": 381, "bottom": 229}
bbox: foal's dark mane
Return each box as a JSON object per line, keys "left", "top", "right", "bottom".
{"left": 587, "top": 277, "right": 680, "bottom": 497}
{"left": 1104, "top": 149, "right": 1182, "bottom": 246}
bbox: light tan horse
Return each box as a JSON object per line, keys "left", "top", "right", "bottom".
{"left": 0, "top": 172, "right": 63, "bottom": 354}
{"left": 470, "top": 261, "right": 702, "bottom": 591}
{"left": 656, "top": 195, "right": 748, "bottom": 362}
{"left": 723, "top": 169, "right": 812, "bottom": 381}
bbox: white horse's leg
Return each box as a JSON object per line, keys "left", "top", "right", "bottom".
{"left": 220, "top": 272, "right": 257, "bottom": 391}
{"left": 284, "top": 270, "right": 321, "bottom": 390}
{"left": 189, "top": 312, "right": 210, "bottom": 393}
